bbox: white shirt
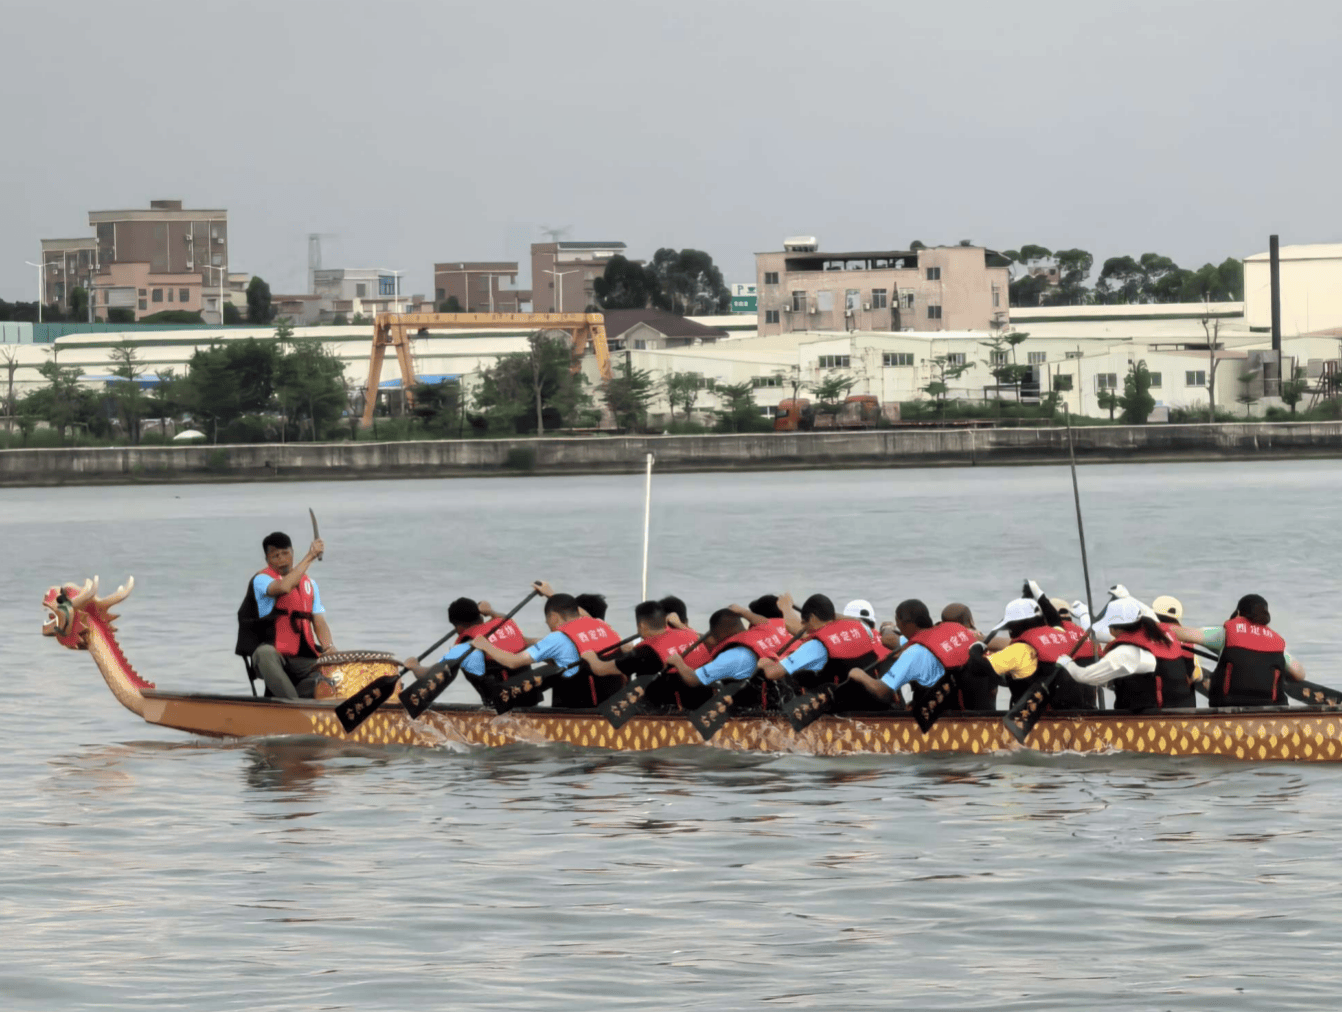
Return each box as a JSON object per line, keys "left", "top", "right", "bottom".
{"left": 1060, "top": 645, "right": 1156, "bottom": 685}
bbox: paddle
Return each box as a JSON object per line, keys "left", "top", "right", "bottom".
{"left": 335, "top": 629, "right": 454, "bottom": 734}
{"left": 399, "top": 590, "right": 542, "bottom": 720}
{"left": 1003, "top": 669, "right": 1060, "bottom": 744}
{"left": 689, "top": 630, "right": 807, "bottom": 742}
{"left": 599, "top": 631, "right": 710, "bottom": 730}
{"left": 782, "top": 650, "right": 901, "bottom": 733}
{"left": 487, "top": 633, "right": 639, "bottom": 714}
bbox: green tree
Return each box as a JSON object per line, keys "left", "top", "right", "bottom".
{"left": 437, "top": 296, "right": 463, "bottom": 313}
{"left": 1051, "top": 249, "right": 1094, "bottom": 305}
{"left": 604, "top": 358, "right": 656, "bottom": 431}
{"left": 1009, "top": 273, "right": 1050, "bottom": 307}
{"left": 810, "top": 372, "right": 856, "bottom": 426}
{"left": 594, "top": 255, "right": 666, "bottom": 310}
{"left": 1281, "top": 365, "right": 1308, "bottom": 415}
{"left": 1138, "top": 253, "right": 1179, "bottom": 302}
{"left": 183, "top": 344, "right": 242, "bottom": 442}
{"left": 69, "top": 287, "right": 89, "bottom": 319}
{"left": 475, "top": 332, "right": 594, "bottom": 434}
{"left": 108, "top": 339, "right": 148, "bottom": 444}
{"left": 107, "top": 307, "right": 136, "bottom": 324}
{"left": 1217, "top": 257, "right": 1244, "bottom": 301}
{"left": 30, "top": 356, "right": 89, "bottom": 443}
{"left": 921, "top": 355, "right": 971, "bottom": 418}
{"left": 408, "top": 378, "right": 463, "bottom": 436}
{"left": 1018, "top": 244, "right": 1052, "bottom": 264}
{"left": 1118, "top": 360, "right": 1156, "bottom": 424}
{"left": 664, "top": 371, "right": 703, "bottom": 422}
{"left": 1097, "top": 388, "right": 1120, "bottom": 420}
{"left": 246, "top": 276, "right": 273, "bottom": 324}
{"left": 274, "top": 319, "right": 346, "bottom": 440}
{"left": 713, "top": 381, "right": 769, "bottom": 433}
{"left": 645, "top": 248, "right": 731, "bottom": 315}
{"left": 223, "top": 302, "right": 243, "bottom": 324}
{"left": 1096, "top": 256, "right": 1142, "bottom": 304}
{"left": 139, "top": 310, "right": 204, "bottom": 324}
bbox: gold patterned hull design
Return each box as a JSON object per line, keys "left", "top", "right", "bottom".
{"left": 132, "top": 693, "right": 1342, "bottom": 760}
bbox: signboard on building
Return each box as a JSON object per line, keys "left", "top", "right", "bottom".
{"left": 730, "top": 282, "right": 757, "bottom": 314}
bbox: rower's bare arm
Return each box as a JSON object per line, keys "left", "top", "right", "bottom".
{"left": 729, "top": 604, "right": 768, "bottom": 627}
{"left": 313, "top": 614, "right": 334, "bottom": 653}
{"left": 1287, "top": 656, "right": 1307, "bottom": 681}
{"left": 581, "top": 650, "right": 619, "bottom": 677}
{"left": 1171, "top": 625, "right": 1208, "bottom": 645}
{"left": 759, "top": 657, "right": 788, "bottom": 681}
{"left": 266, "top": 543, "right": 321, "bottom": 596}
{"left": 848, "top": 668, "right": 894, "bottom": 703}
{"left": 403, "top": 657, "right": 444, "bottom": 678}
{"left": 472, "top": 637, "right": 532, "bottom": 670}
{"left": 779, "top": 593, "right": 803, "bottom": 635}
{"left": 667, "top": 653, "right": 699, "bottom": 686}
{"left": 478, "top": 600, "right": 500, "bottom": 619}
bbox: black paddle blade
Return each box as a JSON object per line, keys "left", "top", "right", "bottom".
{"left": 911, "top": 672, "right": 959, "bottom": 734}
{"left": 489, "top": 666, "right": 556, "bottom": 714}
{"left": 1002, "top": 671, "right": 1058, "bottom": 745}
{"left": 401, "top": 665, "right": 459, "bottom": 720}
{"left": 1282, "top": 679, "right": 1342, "bottom": 708}
{"left": 783, "top": 683, "right": 837, "bottom": 733}
{"left": 688, "top": 678, "right": 751, "bottom": 742}
{"left": 335, "top": 673, "right": 402, "bottom": 733}
{"left": 600, "top": 674, "right": 658, "bottom": 729}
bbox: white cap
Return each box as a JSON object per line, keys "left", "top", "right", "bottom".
{"left": 1091, "top": 596, "right": 1158, "bottom": 640}
{"left": 844, "top": 599, "right": 876, "bottom": 626}
{"left": 1000, "top": 598, "right": 1041, "bottom": 626}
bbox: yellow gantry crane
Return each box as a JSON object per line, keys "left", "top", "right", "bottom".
{"left": 360, "top": 312, "right": 612, "bottom": 428}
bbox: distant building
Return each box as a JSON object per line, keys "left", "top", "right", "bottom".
{"left": 1244, "top": 243, "right": 1342, "bottom": 336}
{"left": 433, "top": 261, "right": 530, "bottom": 313}
{"left": 312, "top": 268, "right": 413, "bottom": 321}
{"left": 87, "top": 199, "right": 228, "bottom": 322}
{"left": 39, "top": 238, "right": 99, "bottom": 315}
{"left": 531, "top": 241, "right": 627, "bottom": 313}
{"left": 755, "top": 238, "right": 1009, "bottom": 336}
{"left": 602, "top": 309, "right": 728, "bottom": 350}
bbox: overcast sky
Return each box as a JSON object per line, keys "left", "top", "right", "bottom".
{"left": 2, "top": 0, "right": 1339, "bottom": 302}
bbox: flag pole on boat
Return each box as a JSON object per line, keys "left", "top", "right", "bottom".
{"left": 641, "top": 452, "right": 654, "bottom": 601}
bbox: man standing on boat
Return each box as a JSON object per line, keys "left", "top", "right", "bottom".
{"left": 235, "top": 532, "right": 334, "bottom": 699}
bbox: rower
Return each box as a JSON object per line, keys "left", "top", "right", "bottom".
{"left": 1169, "top": 593, "right": 1305, "bottom": 706}
{"left": 665, "top": 608, "right": 791, "bottom": 710}
{"left": 581, "top": 600, "right": 700, "bottom": 709}
{"left": 981, "top": 589, "right": 1096, "bottom": 709}
{"left": 575, "top": 593, "right": 609, "bottom": 621}
{"left": 402, "top": 597, "right": 542, "bottom": 708}
{"left": 845, "top": 599, "right": 973, "bottom": 707}
{"left": 1151, "top": 595, "right": 1202, "bottom": 690}
{"left": 758, "top": 594, "right": 878, "bottom": 692}
{"left": 1056, "top": 597, "right": 1195, "bottom": 710}
{"left": 661, "top": 595, "right": 711, "bottom": 668}
{"left": 235, "top": 531, "right": 334, "bottom": 700}
{"left": 471, "top": 581, "right": 624, "bottom": 709}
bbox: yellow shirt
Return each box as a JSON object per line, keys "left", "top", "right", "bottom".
{"left": 988, "top": 641, "right": 1038, "bottom": 680}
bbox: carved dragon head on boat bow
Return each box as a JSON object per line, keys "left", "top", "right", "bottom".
{"left": 43, "top": 577, "right": 155, "bottom": 710}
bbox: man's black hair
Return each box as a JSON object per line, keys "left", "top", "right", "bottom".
{"left": 262, "top": 531, "right": 292, "bottom": 553}
{"left": 634, "top": 600, "right": 667, "bottom": 628}
{"left": 894, "top": 598, "right": 934, "bottom": 630}
{"left": 575, "top": 593, "right": 608, "bottom": 620}
{"left": 545, "top": 593, "right": 581, "bottom": 619}
{"left": 708, "top": 608, "right": 745, "bottom": 636}
{"left": 659, "top": 595, "right": 688, "bottom": 625}
{"left": 799, "top": 593, "right": 835, "bottom": 623}
{"left": 1234, "top": 593, "right": 1271, "bottom": 626}
{"left": 748, "top": 594, "right": 783, "bottom": 619}
{"left": 448, "top": 597, "right": 483, "bottom": 628}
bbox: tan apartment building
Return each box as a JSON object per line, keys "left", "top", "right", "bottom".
{"left": 531, "top": 241, "right": 627, "bottom": 313}
{"left": 39, "top": 238, "right": 99, "bottom": 315}
{"left": 87, "top": 199, "right": 228, "bottom": 321}
{"left": 433, "top": 261, "right": 530, "bottom": 312}
{"left": 754, "top": 238, "right": 1010, "bottom": 336}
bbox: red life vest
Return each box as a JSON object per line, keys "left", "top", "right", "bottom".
{"left": 1016, "top": 625, "right": 1077, "bottom": 664}
{"left": 456, "top": 618, "right": 526, "bottom": 653}
{"left": 1062, "top": 621, "right": 1096, "bottom": 662}
{"left": 907, "top": 622, "right": 975, "bottom": 671}
{"left": 260, "top": 566, "right": 319, "bottom": 657}
{"left": 1011, "top": 624, "right": 1097, "bottom": 710}
{"left": 1212, "top": 618, "right": 1288, "bottom": 706}
{"left": 808, "top": 619, "right": 881, "bottom": 661}
{"left": 1157, "top": 618, "right": 1197, "bottom": 663}
{"left": 710, "top": 623, "right": 790, "bottom": 662}
{"left": 641, "top": 627, "right": 701, "bottom": 666}
{"left": 557, "top": 616, "right": 620, "bottom": 656}
{"left": 768, "top": 617, "right": 803, "bottom": 656}
{"left": 1104, "top": 625, "right": 1193, "bottom": 710}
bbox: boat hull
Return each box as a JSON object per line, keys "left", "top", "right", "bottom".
{"left": 137, "top": 691, "right": 1342, "bottom": 760}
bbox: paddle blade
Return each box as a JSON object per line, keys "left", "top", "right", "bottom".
{"left": 489, "top": 666, "right": 556, "bottom": 714}
{"left": 783, "top": 683, "right": 837, "bottom": 733}
{"left": 1282, "top": 679, "right": 1342, "bottom": 708}
{"left": 910, "top": 672, "right": 958, "bottom": 734}
{"left": 401, "top": 665, "right": 459, "bottom": 720}
{"left": 600, "top": 674, "right": 658, "bottom": 730}
{"left": 688, "top": 677, "right": 751, "bottom": 742}
{"left": 1002, "top": 671, "right": 1058, "bottom": 745}
{"left": 335, "top": 673, "right": 401, "bottom": 733}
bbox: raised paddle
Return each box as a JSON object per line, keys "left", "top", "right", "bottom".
{"left": 399, "top": 590, "right": 542, "bottom": 720}
{"left": 689, "top": 630, "right": 807, "bottom": 742}
{"left": 599, "top": 631, "right": 711, "bottom": 730}
{"left": 487, "top": 633, "right": 640, "bottom": 714}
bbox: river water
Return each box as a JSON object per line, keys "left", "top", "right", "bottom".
{"left": 4, "top": 462, "right": 1341, "bottom": 1010}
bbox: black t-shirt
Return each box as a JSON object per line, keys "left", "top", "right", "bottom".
{"left": 614, "top": 645, "right": 665, "bottom": 678}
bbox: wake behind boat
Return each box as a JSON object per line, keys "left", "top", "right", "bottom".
{"left": 41, "top": 575, "right": 1342, "bottom": 761}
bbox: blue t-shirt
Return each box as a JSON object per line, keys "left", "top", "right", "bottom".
{"left": 252, "top": 573, "right": 324, "bottom": 619}
{"left": 779, "top": 638, "right": 829, "bottom": 676}
{"left": 880, "top": 644, "right": 945, "bottom": 692}
{"left": 694, "top": 646, "right": 759, "bottom": 686}
{"left": 440, "top": 641, "right": 486, "bottom": 678}
{"left": 527, "top": 629, "right": 581, "bottom": 676}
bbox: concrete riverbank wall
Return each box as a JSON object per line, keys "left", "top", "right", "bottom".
{"left": 2, "top": 422, "right": 1342, "bottom": 486}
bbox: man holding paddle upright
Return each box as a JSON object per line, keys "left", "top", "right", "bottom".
{"left": 235, "top": 531, "right": 334, "bottom": 699}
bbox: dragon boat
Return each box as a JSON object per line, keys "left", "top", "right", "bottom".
{"left": 42, "top": 575, "right": 1342, "bottom": 761}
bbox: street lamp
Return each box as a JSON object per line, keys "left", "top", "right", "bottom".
{"left": 436, "top": 267, "right": 516, "bottom": 313}
{"left": 203, "top": 263, "right": 230, "bottom": 325}
{"left": 543, "top": 267, "right": 579, "bottom": 313}
{"left": 23, "top": 261, "right": 45, "bottom": 322}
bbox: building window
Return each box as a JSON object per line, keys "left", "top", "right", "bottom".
{"left": 791, "top": 291, "right": 807, "bottom": 312}
{"left": 947, "top": 353, "right": 966, "bottom": 366}
{"left": 138, "top": 299, "right": 147, "bottom": 310}
{"left": 436, "top": 288, "right": 445, "bottom": 301}
{"left": 1149, "top": 372, "right": 1162, "bottom": 388}
{"left": 138, "top": 288, "right": 147, "bottom": 297}
{"left": 356, "top": 283, "right": 367, "bottom": 298}
{"left": 633, "top": 340, "right": 646, "bottom": 350}
{"left": 871, "top": 289, "right": 888, "bottom": 309}
{"left": 993, "top": 289, "right": 1001, "bottom": 307}
{"left": 752, "top": 375, "right": 782, "bottom": 388}
{"left": 989, "top": 350, "right": 1008, "bottom": 366}
{"left": 899, "top": 289, "right": 915, "bottom": 309}
{"left": 152, "top": 288, "right": 163, "bottom": 302}
{"left": 179, "top": 288, "right": 190, "bottom": 302}
{"left": 379, "top": 276, "right": 397, "bottom": 296}
{"left": 54, "top": 282, "right": 65, "bottom": 299}
{"left": 926, "top": 267, "right": 941, "bottom": 281}
{"left": 883, "top": 352, "right": 914, "bottom": 367}
{"left": 167, "top": 288, "right": 174, "bottom": 302}
{"left": 763, "top": 271, "right": 779, "bottom": 285}
{"left": 1096, "top": 373, "right": 1119, "bottom": 390}
{"left": 927, "top": 305, "right": 942, "bottom": 320}
{"left": 1186, "top": 370, "right": 1206, "bottom": 386}
{"left": 758, "top": 405, "right": 778, "bottom": 418}
{"left": 211, "top": 254, "right": 222, "bottom": 266}
{"left": 817, "top": 354, "right": 852, "bottom": 369}
{"left": 1028, "top": 351, "right": 1047, "bottom": 364}
{"left": 765, "top": 309, "right": 780, "bottom": 324}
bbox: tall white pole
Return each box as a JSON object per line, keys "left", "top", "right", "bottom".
{"left": 25, "top": 262, "right": 43, "bottom": 323}
{"left": 641, "top": 452, "right": 654, "bottom": 601}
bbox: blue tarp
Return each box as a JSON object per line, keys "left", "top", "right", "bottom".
{"left": 379, "top": 374, "right": 459, "bottom": 389}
